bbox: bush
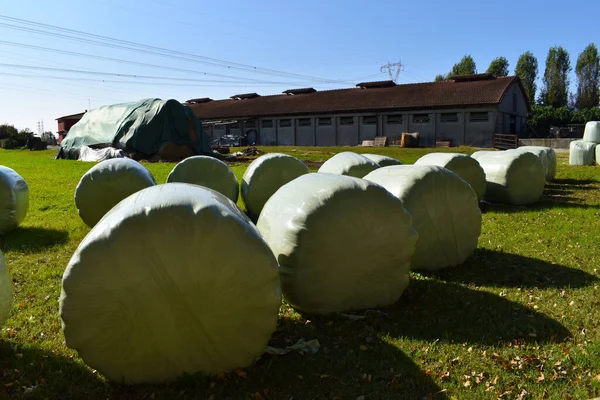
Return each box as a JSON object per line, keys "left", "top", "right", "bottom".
{"left": 1, "top": 139, "right": 19, "bottom": 149}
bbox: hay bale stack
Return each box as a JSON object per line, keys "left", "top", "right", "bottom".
{"left": 583, "top": 121, "right": 600, "bottom": 143}
{"left": 569, "top": 140, "right": 596, "bottom": 166}
{"left": 362, "top": 154, "right": 403, "bottom": 167}
{"left": 509, "top": 146, "right": 557, "bottom": 181}
{"left": 60, "top": 184, "right": 281, "bottom": 383}
{"left": 0, "top": 166, "right": 28, "bottom": 234}
{"left": 364, "top": 165, "right": 481, "bottom": 271}
{"left": 318, "top": 152, "right": 380, "bottom": 178}
{"left": 257, "top": 173, "right": 417, "bottom": 314}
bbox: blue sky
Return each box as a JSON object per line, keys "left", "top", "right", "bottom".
{"left": 0, "top": 0, "right": 598, "bottom": 132}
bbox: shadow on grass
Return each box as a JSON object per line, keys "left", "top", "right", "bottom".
{"left": 551, "top": 178, "right": 598, "bottom": 185}
{"left": 0, "top": 226, "right": 69, "bottom": 253}
{"left": 379, "top": 279, "right": 570, "bottom": 345}
{"left": 0, "top": 341, "right": 106, "bottom": 399}
{"left": 425, "top": 249, "right": 598, "bottom": 289}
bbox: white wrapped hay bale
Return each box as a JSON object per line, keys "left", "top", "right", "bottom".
{"left": 476, "top": 151, "right": 545, "bottom": 205}
{"left": 364, "top": 166, "right": 481, "bottom": 271}
{"left": 257, "top": 173, "right": 417, "bottom": 314}
{"left": 470, "top": 150, "right": 498, "bottom": 160}
{"left": 414, "top": 153, "right": 486, "bottom": 200}
{"left": 241, "top": 153, "right": 309, "bottom": 220}
{"left": 0, "top": 166, "right": 28, "bottom": 234}
{"left": 596, "top": 144, "right": 600, "bottom": 165}
{"left": 362, "top": 154, "right": 403, "bottom": 167}
{"left": 75, "top": 158, "right": 156, "bottom": 227}
{"left": 509, "top": 146, "right": 557, "bottom": 181}
{"left": 0, "top": 251, "right": 12, "bottom": 328}
{"left": 569, "top": 140, "right": 596, "bottom": 166}
{"left": 318, "top": 152, "right": 380, "bottom": 178}
{"left": 583, "top": 121, "right": 600, "bottom": 143}
{"left": 166, "top": 156, "right": 239, "bottom": 202}
{"left": 60, "top": 184, "right": 281, "bottom": 384}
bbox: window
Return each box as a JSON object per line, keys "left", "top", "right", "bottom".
{"left": 245, "top": 120, "right": 256, "bottom": 129}
{"left": 413, "top": 114, "right": 430, "bottom": 124}
{"left": 261, "top": 119, "right": 273, "bottom": 128}
{"left": 318, "top": 117, "right": 332, "bottom": 126}
{"left": 339, "top": 116, "right": 354, "bottom": 126}
{"left": 512, "top": 93, "right": 517, "bottom": 112}
{"left": 469, "top": 112, "right": 489, "bottom": 122}
{"left": 228, "top": 122, "right": 239, "bottom": 130}
{"left": 440, "top": 113, "right": 458, "bottom": 123}
{"left": 279, "top": 119, "right": 291, "bottom": 127}
{"left": 386, "top": 114, "right": 403, "bottom": 124}
{"left": 214, "top": 124, "right": 225, "bottom": 130}
{"left": 362, "top": 116, "right": 377, "bottom": 125}
{"left": 298, "top": 118, "right": 311, "bottom": 127}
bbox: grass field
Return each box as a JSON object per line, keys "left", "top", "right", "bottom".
{"left": 0, "top": 146, "right": 599, "bottom": 400}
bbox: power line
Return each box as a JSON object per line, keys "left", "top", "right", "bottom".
{"left": 380, "top": 61, "right": 404, "bottom": 83}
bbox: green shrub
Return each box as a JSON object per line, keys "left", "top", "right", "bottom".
{"left": 1, "top": 139, "right": 19, "bottom": 149}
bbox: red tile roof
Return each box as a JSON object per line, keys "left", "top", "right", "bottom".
{"left": 188, "top": 76, "right": 527, "bottom": 120}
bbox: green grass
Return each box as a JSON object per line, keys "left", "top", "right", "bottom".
{"left": 0, "top": 146, "right": 599, "bottom": 400}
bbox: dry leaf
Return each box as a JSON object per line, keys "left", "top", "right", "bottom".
{"left": 235, "top": 369, "right": 247, "bottom": 378}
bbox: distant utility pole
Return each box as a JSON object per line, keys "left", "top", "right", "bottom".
{"left": 37, "top": 120, "right": 44, "bottom": 135}
{"left": 380, "top": 61, "right": 403, "bottom": 83}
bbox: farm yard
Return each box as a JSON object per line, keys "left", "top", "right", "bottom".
{"left": 0, "top": 146, "right": 600, "bottom": 400}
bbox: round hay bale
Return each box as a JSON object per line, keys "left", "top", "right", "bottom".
{"left": 470, "top": 150, "right": 499, "bottom": 160}
{"left": 583, "top": 121, "right": 600, "bottom": 144}
{"left": 241, "top": 153, "right": 309, "bottom": 220}
{"left": 569, "top": 140, "right": 596, "bottom": 166}
{"left": 475, "top": 151, "right": 545, "bottom": 205}
{"left": 509, "top": 146, "right": 557, "bottom": 181}
{"left": 0, "top": 166, "right": 28, "bottom": 234}
{"left": 317, "top": 152, "right": 380, "bottom": 178}
{"left": 0, "top": 251, "right": 12, "bottom": 328}
{"left": 75, "top": 158, "right": 156, "bottom": 227}
{"left": 60, "top": 184, "right": 281, "bottom": 384}
{"left": 257, "top": 173, "right": 417, "bottom": 314}
{"left": 364, "top": 166, "right": 481, "bottom": 271}
{"left": 414, "top": 153, "right": 486, "bottom": 200}
{"left": 362, "top": 154, "right": 403, "bottom": 167}
{"left": 166, "top": 156, "right": 239, "bottom": 202}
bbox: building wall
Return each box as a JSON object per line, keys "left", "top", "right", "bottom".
{"left": 296, "top": 118, "right": 315, "bottom": 146}
{"left": 336, "top": 116, "right": 359, "bottom": 146}
{"left": 316, "top": 117, "right": 336, "bottom": 146}
{"left": 276, "top": 119, "right": 295, "bottom": 145}
{"left": 258, "top": 119, "right": 277, "bottom": 145}
{"left": 408, "top": 112, "right": 436, "bottom": 146}
{"left": 498, "top": 82, "right": 529, "bottom": 134}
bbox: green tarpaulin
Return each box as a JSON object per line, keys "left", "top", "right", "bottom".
{"left": 59, "top": 99, "right": 210, "bottom": 158}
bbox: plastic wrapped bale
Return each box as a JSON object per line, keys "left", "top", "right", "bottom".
{"left": 364, "top": 166, "right": 481, "bottom": 271}
{"left": 317, "top": 152, "right": 380, "bottom": 178}
{"left": 569, "top": 140, "right": 596, "bottom": 166}
{"left": 75, "top": 158, "right": 156, "bottom": 227}
{"left": 596, "top": 144, "right": 600, "bottom": 165}
{"left": 0, "top": 166, "right": 29, "bottom": 234}
{"left": 509, "top": 146, "right": 557, "bottom": 181}
{"left": 166, "top": 156, "right": 239, "bottom": 202}
{"left": 470, "top": 150, "right": 499, "bottom": 160}
{"left": 414, "top": 153, "right": 486, "bottom": 200}
{"left": 362, "top": 154, "right": 403, "bottom": 167}
{"left": 257, "top": 173, "right": 417, "bottom": 314}
{"left": 241, "top": 153, "right": 309, "bottom": 220}
{"left": 583, "top": 121, "right": 600, "bottom": 143}
{"left": 475, "top": 151, "right": 545, "bottom": 205}
{"left": 60, "top": 184, "right": 281, "bottom": 384}
{"left": 0, "top": 251, "right": 12, "bottom": 328}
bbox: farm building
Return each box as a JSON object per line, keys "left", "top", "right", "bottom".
{"left": 56, "top": 111, "right": 86, "bottom": 144}
{"left": 187, "top": 74, "right": 530, "bottom": 147}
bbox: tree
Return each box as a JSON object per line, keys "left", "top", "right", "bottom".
{"left": 486, "top": 57, "right": 509, "bottom": 77}
{"left": 450, "top": 55, "right": 477, "bottom": 76}
{"left": 575, "top": 43, "right": 600, "bottom": 109}
{"left": 41, "top": 131, "right": 57, "bottom": 145}
{"left": 434, "top": 74, "right": 446, "bottom": 82}
{"left": 515, "top": 52, "right": 538, "bottom": 103}
{"left": 540, "top": 46, "right": 571, "bottom": 107}
{"left": 0, "top": 124, "right": 18, "bottom": 140}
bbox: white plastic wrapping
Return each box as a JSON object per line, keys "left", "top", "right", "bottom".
{"left": 74, "top": 158, "right": 157, "bottom": 227}
{"left": 414, "top": 152, "right": 486, "bottom": 200}
{"left": 583, "top": 121, "right": 600, "bottom": 144}
{"left": 470, "top": 150, "right": 498, "bottom": 160}
{"left": 475, "top": 151, "right": 545, "bottom": 205}
{"left": 509, "top": 146, "right": 557, "bottom": 181}
{"left": 60, "top": 183, "right": 281, "bottom": 384}
{"left": 364, "top": 166, "right": 481, "bottom": 271}
{"left": 241, "top": 153, "right": 309, "bottom": 220}
{"left": 166, "top": 156, "right": 239, "bottom": 202}
{"left": 569, "top": 140, "right": 596, "bottom": 166}
{"left": 0, "top": 251, "right": 12, "bottom": 328}
{"left": 317, "top": 152, "right": 380, "bottom": 178}
{"left": 0, "top": 166, "right": 29, "bottom": 234}
{"left": 257, "top": 173, "right": 417, "bottom": 314}
{"left": 78, "top": 146, "right": 127, "bottom": 162}
{"left": 596, "top": 144, "right": 600, "bottom": 165}
{"left": 362, "top": 154, "right": 403, "bottom": 167}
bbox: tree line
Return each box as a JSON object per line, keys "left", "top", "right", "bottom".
{"left": 0, "top": 124, "right": 57, "bottom": 149}
{"left": 435, "top": 44, "right": 600, "bottom": 135}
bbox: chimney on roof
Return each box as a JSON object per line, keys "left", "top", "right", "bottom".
{"left": 356, "top": 80, "right": 396, "bottom": 89}
{"left": 283, "top": 88, "right": 317, "bottom": 95}
{"left": 448, "top": 73, "right": 496, "bottom": 82}
{"left": 231, "top": 93, "right": 260, "bottom": 100}
{"left": 186, "top": 98, "right": 213, "bottom": 104}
